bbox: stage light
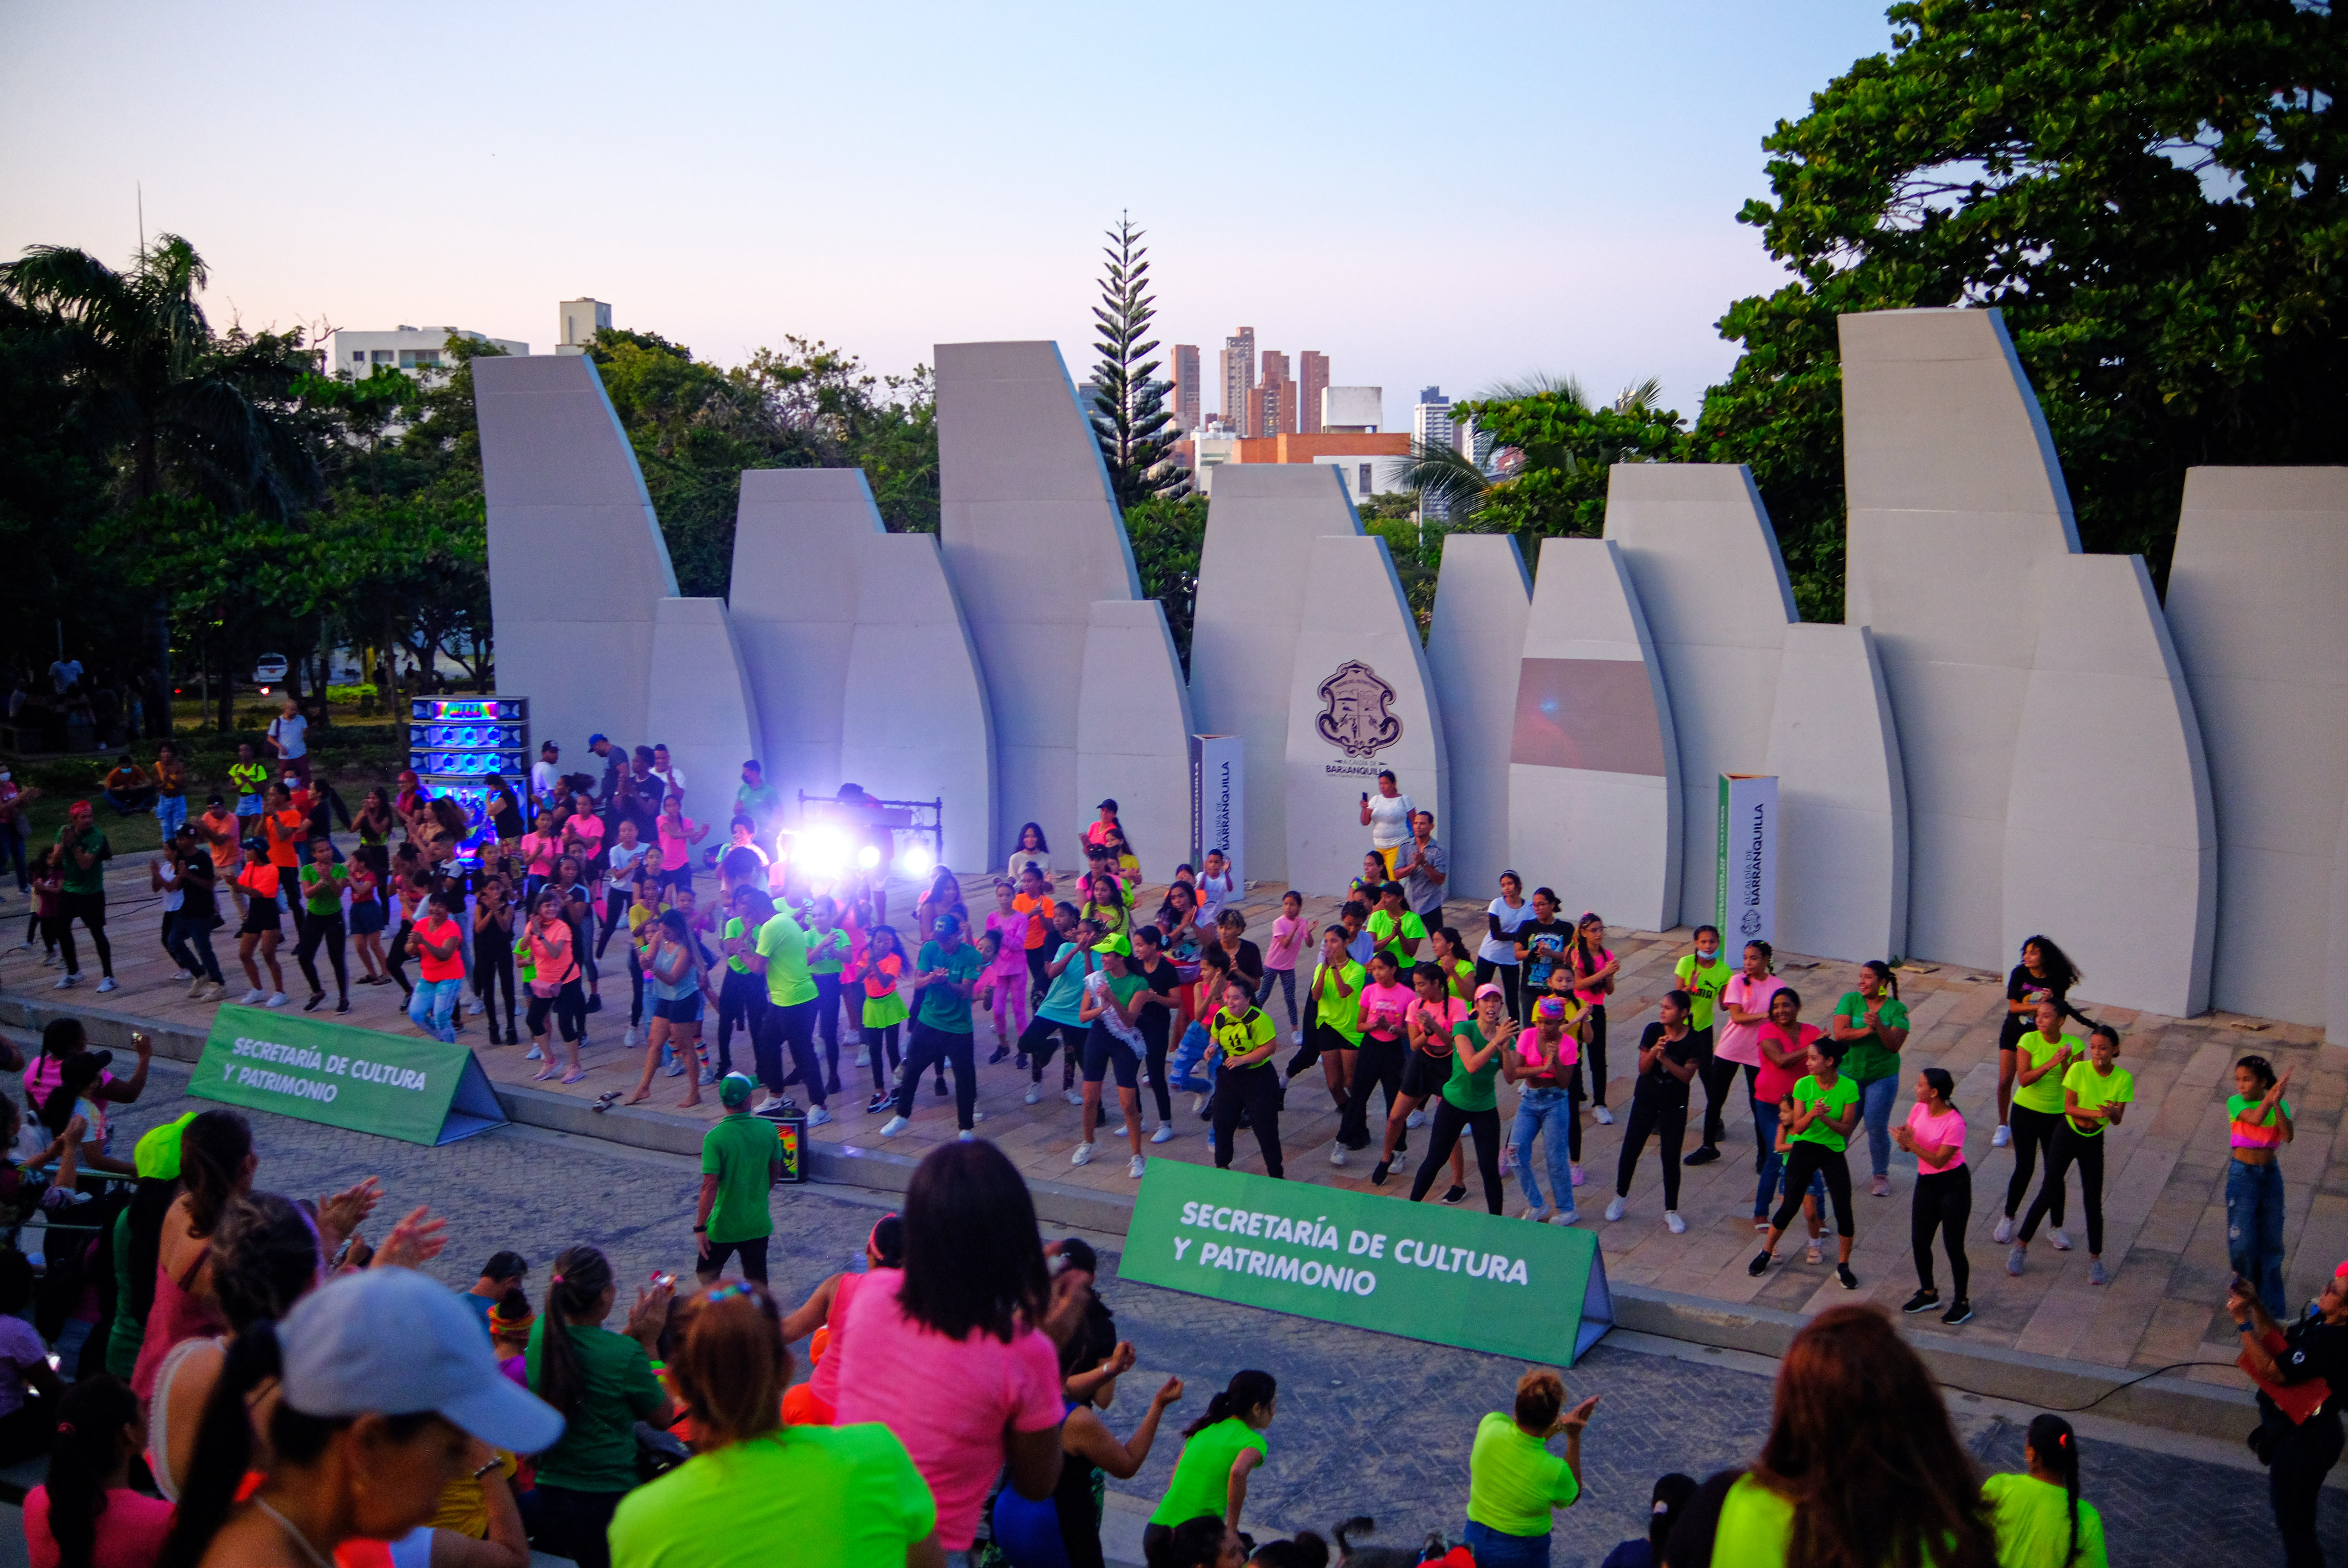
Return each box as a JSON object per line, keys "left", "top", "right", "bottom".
{"left": 902, "top": 844, "right": 935, "bottom": 879}
{"left": 856, "top": 845, "right": 881, "bottom": 870}
{"left": 800, "top": 826, "right": 851, "bottom": 878}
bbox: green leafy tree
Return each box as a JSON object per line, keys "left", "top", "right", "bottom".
{"left": 1089, "top": 214, "right": 1185, "bottom": 509}
{"left": 1446, "top": 377, "right": 1690, "bottom": 541}
{"left": 1122, "top": 495, "right": 1207, "bottom": 669}
{"left": 1702, "top": 0, "right": 2346, "bottom": 619}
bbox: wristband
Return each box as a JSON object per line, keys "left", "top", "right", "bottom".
{"left": 2238, "top": 1319, "right": 2257, "bottom": 1333}
{"left": 693, "top": 1224, "right": 707, "bottom": 1232}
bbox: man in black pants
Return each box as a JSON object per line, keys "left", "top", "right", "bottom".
{"left": 52, "top": 800, "right": 115, "bottom": 993}
{"left": 293, "top": 837, "right": 351, "bottom": 1014}
{"left": 738, "top": 888, "right": 828, "bottom": 1125}
{"left": 880, "top": 913, "right": 987, "bottom": 1139}
{"left": 2232, "top": 1267, "right": 2348, "bottom": 1567}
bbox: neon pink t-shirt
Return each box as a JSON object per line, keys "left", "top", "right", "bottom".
{"left": 23, "top": 1056, "right": 112, "bottom": 1108}
{"left": 832, "top": 1268, "right": 1064, "bottom": 1551}
{"left": 521, "top": 832, "right": 558, "bottom": 876}
{"left": 1755, "top": 1020, "right": 1822, "bottom": 1104}
{"left": 1265, "top": 914, "right": 1306, "bottom": 972}
{"left": 1571, "top": 944, "right": 1614, "bottom": 1008}
{"left": 23, "top": 1485, "right": 173, "bottom": 1568}
{"left": 983, "top": 912, "right": 1029, "bottom": 978}
{"left": 1409, "top": 996, "right": 1467, "bottom": 1044}
{"left": 1716, "top": 973, "right": 1788, "bottom": 1068}
{"left": 1355, "top": 981, "right": 1415, "bottom": 1040}
{"left": 1513, "top": 1025, "right": 1578, "bottom": 1086}
{"left": 657, "top": 817, "right": 698, "bottom": 870}
{"left": 1906, "top": 1101, "right": 1967, "bottom": 1174}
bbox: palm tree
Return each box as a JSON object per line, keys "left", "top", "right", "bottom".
{"left": 1385, "top": 375, "right": 1670, "bottom": 525}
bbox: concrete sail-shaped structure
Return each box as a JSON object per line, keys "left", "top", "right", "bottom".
{"left": 1509, "top": 538, "right": 1680, "bottom": 933}
{"left": 1286, "top": 535, "right": 1447, "bottom": 896}
{"left": 1189, "top": 465, "right": 1363, "bottom": 884}
{"left": 644, "top": 599, "right": 763, "bottom": 828}
{"left": 1426, "top": 533, "right": 1532, "bottom": 898}
{"left": 1077, "top": 601, "right": 1197, "bottom": 884}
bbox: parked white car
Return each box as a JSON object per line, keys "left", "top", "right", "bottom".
{"left": 253, "top": 653, "right": 289, "bottom": 689}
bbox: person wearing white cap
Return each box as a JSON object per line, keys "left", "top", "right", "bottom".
{"left": 157, "top": 1266, "right": 563, "bottom": 1568}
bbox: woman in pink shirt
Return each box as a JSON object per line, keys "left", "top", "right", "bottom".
{"left": 655, "top": 798, "right": 707, "bottom": 895}
{"left": 1567, "top": 913, "right": 1618, "bottom": 1123}
{"left": 1341, "top": 952, "right": 1414, "bottom": 1158}
{"left": 1259, "top": 890, "right": 1307, "bottom": 1038}
{"left": 1753, "top": 988, "right": 1826, "bottom": 1243}
{"left": 1893, "top": 1066, "right": 1972, "bottom": 1324}
{"left": 23, "top": 1376, "right": 171, "bottom": 1568}
{"left": 520, "top": 811, "right": 562, "bottom": 895}
{"left": 1718, "top": 939, "right": 1789, "bottom": 1159}
{"left": 981, "top": 880, "right": 1032, "bottom": 1061}
{"left": 1372, "top": 963, "right": 1467, "bottom": 1193}
{"left": 832, "top": 1142, "right": 1093, "bottom": 1557}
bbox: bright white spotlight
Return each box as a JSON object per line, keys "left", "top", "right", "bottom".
{"left": 856, "top": 844, "right": 881, "bottom": 870}
{"left": 801, "top": 826, "right": 851, "bottom": 878}
{"left": 902, "top": 843, "right": 935, "bottom": 879}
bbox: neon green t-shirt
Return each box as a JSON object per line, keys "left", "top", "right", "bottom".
{"left": 2061, "top": 1061, "right": 2133, "bottom": 1137}
{"left": 1983, "top": 1471, "right": 2108, "bottom": 1568}
{"left": 1675, "top": 953, "right": 1731, "bottom": 1031}
{"left": 1208, "top": 1005, "right": 1278, "bottom": 1070}
{"left": 1466, "top": 1410, "right": 1579, "bottom": 1536}
{"left": 1444, "top": 1018, "right": 1505, "bottom": 1113}
{"left": 723, "top": 916, "right": 751, "bottom": 974}
{"left": 1829, "top": 991, "right": 1912, "bottom": 1085}
{"left": 806, "top": 924, "right": 850, "bottom": 976}
{"left": 1312, "top": 960, "right": 1367, "bottom": 1046}
{"left": 700, "top": 1113, "right": 777, "bottom": 1245}
{"left": 2011, "top": 1031, "right": 2083, "bottom": 1116}
{"left": 756, "top": 911, "right": 817, "bottom": 1007}
{"left": 608, "top": 1423, "right": 936, "bottom": 1568}
{"left": 1149, "top": 1416, "right": 1266, "bottom": 1527}
{"left": 1788, "top": 1072, "right": 1859, "bottom": 1152}
{"left": 1367, "top": 908, "right": 1427, "bottom": 969}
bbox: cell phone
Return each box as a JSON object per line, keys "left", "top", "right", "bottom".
{"left": 1361, "top": 792, "right": 1369, "bottom": 803}
{"left": 649, "top": 1270, "right": 676, "bottom": 1290}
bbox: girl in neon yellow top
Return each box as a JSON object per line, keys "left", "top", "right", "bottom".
{"left": 2012, "top": 1025, "right": 2131, "bottom": 1285}
{"left": 1676, "top": 925, "right": 1734, "bottom": 1165}
{"left": 1996, "top": 1000, "right": 2084, "bottom": 1253}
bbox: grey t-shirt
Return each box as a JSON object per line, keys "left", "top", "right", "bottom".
{"left": 1404, "top": 837, "right": 1449, "bottom": 915}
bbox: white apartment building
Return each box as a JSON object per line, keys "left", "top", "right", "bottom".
{"left": 557, "top": 298, "right": 611, "bottom": 355}
{"left": 324, "top": 325, "right": 528, "bottom": 383}
{"left": 1321, "top": 386, "right": 1384, "bottom": 432}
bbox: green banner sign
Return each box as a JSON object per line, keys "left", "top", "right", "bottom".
{"left": 1121, "top": 1163, "right": 1613, "bottom": 1365}
{"left": 189, "top": 1005, "right": 509, "bottom": 1147}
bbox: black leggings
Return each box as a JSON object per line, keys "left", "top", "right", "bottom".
{"left": 1212, "top": 1067, "right": 1284, "bottom": 1178}
{"left": 1026, "top": 944, "right": 1051, "bottom": 1007}
{"left": 534, "top": 1484, "right": 622, "bottom": 1568}
{"left": 894, "top": 1022, "right": 975, "bottom": 1129}
{"left": 55, "top": 892, "right": 111, "bottom": 978}
{"left": 718, "top": 969, "right": 763, "bottom": 1077}
{"left": 526, "top": 978, "right": 586, "bottom": 1042}
{"left": 1583, "top": 1003, "right": 1609, "bottom": 1106}
{"left": 1339, "top": 1038, "right": 1405, "bottom": 1148}
{"left": 1409, "top": 1100, "right": 1503, "bottom": 1213}
{"left": 386, "top": 919, "right": 414, "bottom": 994}
{"left": 1287, "top": 1018, "right": 1350, "bottom": 1081}
{"left": 1772, "top": 1142, "right": 1855, "bottom": 1237}
{"left": 1913, "top": 1165, "right": 1971, "bottom": 1298}
{"left": 2022, "top": 1123, "right": 2105, "bottom": 1251}
{"left": 1472, "top": 959, "right": 1520, "bottom": 1022}
{"left": 1022, "top": 1017, "right": 1088, "bottom": 1081}
{"left": 475, "top": 938, "right": 516, "bottom": 1033}
{"left": 295, "top": 910, "right": 348, "bottom": 999}
{"left": 598, "top": 889, "right": 628, "bottom": 957}
{"left": 1140, "top": 1020, "right": 1173, "bottom": 1123}
{"left": 813, "top": 972, "right": 843, "bottom": 1081}
{"left": 2003, "top": 1104, "right": 2066, "bottom": 1223}
{"left": 1615, "top": 1091, "right": 1689, "bottom": 1208}
{"left": 863, "top": 1023, "right": 902, "bottom": 1092}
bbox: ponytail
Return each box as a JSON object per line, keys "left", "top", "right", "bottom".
{"left": 44, "top": 1376, "right": 139, "bottom": 1568}
{"left": 1183, "top": 1368, "right": 1276, "bottom": 1438}
{"left": 1863, "top": 959, "right": 1901, "bottom": 1001}
{"left": 158, "top": 1322, "right": 284, "bottom": 1568}
{"left": 178, "top": 1110, "right": 254, "bottom": 1240}
{"left": 536, "top": 1245, "right": 615, "bottom": 1420}
{"left": 2027, "top": 1413, "right": 2083, "bottom": 1566}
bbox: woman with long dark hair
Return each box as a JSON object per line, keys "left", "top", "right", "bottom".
{"left": 527, "top": 1245, "right": 673, "bottom": 1568}
{"left": 1994, "top": 935, "right": 2084, "bottom": 1147}
{"left": 1477, "top": 870, "right": 1533, "bottom": 1025}
{"left": 1145, "top": 1370, "right": 1276, "bottom": 1559}
{"left": 1894, "top": 1066, "right": 1973, "bottom": 1325}
{"left": 2226, "top": 1053, "right": 2295, "bottom": 1317}
{"left": 132, "top": 1108, "right": 258, "bottom": 1402}
{"left": 1606, "top": 991, "right": 1702, "bottom": 1235}
{"left": 1007, "top": 821, "right": 1051, "bottom": 883}
{"left": 833, "top": 1141, "right": 1093, "bottom": 1558}
{"left": 1994, "top": 999, "right": 2084, "bottom": 1258}
{"left": 1983, "top": 1414, "right": 2105, "bottom": 1567}
{"left": 1748, "top": 1038, "right": 1861, "bottom": 1291}
{"left": 2014, "top": 1024, "right": 2131, "bottom": 1284}
{"left": 24, "top": 1376, "right": 169, "bottom": 1568}
{"left": 1567, "top": 911, "right": 1619, "bottom": 1123}
{"left": 1829, "top": 960, "right": 1911, "bottom": 1198}
{"left": 102, "top": 1113, "right": 192, "bottom": 1380}
{"left": 1664, "top": 1307, "right": 1996, "bottom": 1568}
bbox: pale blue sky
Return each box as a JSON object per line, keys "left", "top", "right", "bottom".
{"left": 2, "top": 1, "right": 1899, "bottom": 426}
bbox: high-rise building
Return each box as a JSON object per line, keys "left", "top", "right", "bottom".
{"left": 1169, "top": 344, "right": 1202, "bottom": 432}
{"left": 1298, "top": 351, "right": 1330, "bottom": 434}
{"left": 1259, "top": 350, "right": 1296, "bottom": 437}
{"left": 1219, "top": 327, "right": 1257, "bottom": 429}
{"left": 557, "top": 298, "right": 611, "bottom": 355}
{"left": 1414, "top": 388, "right": 1458, "bottom": 520}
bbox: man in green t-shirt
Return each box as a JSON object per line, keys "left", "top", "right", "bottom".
{"left": 880, "top": 914, "right": 990, "bottom": 1139}
{"left": 696, "top": 1074, "right": 781, "bottom": 1285}
{"left": 53, "top": 800, "right": 116, "bottom": 992}
{"left": 295, "top": 838, "right": 351, "bottom": 1015}
{"left": 740, "top": 888, "right": 830, "bottom": 1124}
{"left": 733, "top": 760, "right": 781, "bottom": 840}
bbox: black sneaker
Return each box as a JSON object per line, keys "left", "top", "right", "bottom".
{"left": 1441, "top": 1184, "right": 1468, "bottom": 1205}
{"left": 1684, "top": 1145, "right": 1722, "bottom": 1167}
{"left": 826, "top": 1076, "right": 843, "bottom": 1095}
{"left": 303, "top": 993, "right": 325, "bottom": 1013}
{"left": 1899, "top": 1288, "right": 1940, "bottom": 1315}
{"left": 586, "top": 993, "right": 604, "bottom": 1014}
{"left": 987, "top": 1045, "right": 1010, "bottom": 1064}
{"left": 1942, "top": 1298, "right": 1974, "bottom": 1326}
{"left": 334, "top": 998, "right": 351, "bottom": 1015}
{"left": 1747, "top": 1250, "right": 1773, "bottom": 1277}
{"left": 866, "top": 1090, "right": 893, "bottom": 1115}
{"left": 1369, "top": 1160, "right": 1391, "bottom": 1187}
{"left": 1836, "top": 1263, "right": 1859, "bottom": 1291}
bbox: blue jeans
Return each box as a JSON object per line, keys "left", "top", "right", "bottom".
{"left": 1754, "top": 1098, "right": 1829, "bottom": 1219}
{"left": 0, "top": 818, "right": 26, "bottom": 891}
{"left": 154, "top": 794, "right": 187, "bottom": 839}
{"left": 2228, "top": 1158, "right": 2288, "bottom": 1318}
{"left": 1512, "top": 1087, "right": 1577, "bottom": 1216}
{"left": 1463, "top": 1519, "right": 1550, "bottom": 1568}
{"left": 409, "top": 976, "right": 462, "bottom": 1043}
{"left": 1860, "top": 1073, "right": 1899, "bottom": 1178}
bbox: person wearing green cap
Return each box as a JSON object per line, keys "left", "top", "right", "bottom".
{"left": 1073, "top": 933, "right": 1153, "bottom": 1178}
{"left": 696, "top": 1075, "right": 780, "bottom": 1286}
{"left": 102, "top": 1112, "right": 196, "bottom": 1379}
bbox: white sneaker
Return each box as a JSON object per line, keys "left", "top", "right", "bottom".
{"left": 188, "top": 976, "right": 208, "bottom": 997}
{"left": 879, "top": 1115, "right": 909, "bottom": 1138}
{"left": 241, "top": 988, "right": 266, "bottom": 1005}
{"left": 1291, "top": 1029, "right": 1303, "bottom": 1044}
{"left": 856, "top": 1044, "right": 871, "bottom": 1067}
{"left": 1024, "top": 1085, "right": 1042, "bottom": 1105}
{"left": 265, "top": 992, "right": 288, "bottom": 1008}
{"left": 1110, "top": 1124, "right": 1131, "bottom": 1139}
{"left": 1405, "top": 1108, "right": 1426, "bottom": 1129}
{"left": 1072, "top": 1142, "right": 1095, "bottom": 1167}
{"left": 1192, "top": 1093, "right": 1206, "bottom": 1115}
{"left": 1593, "top": 1104, "right": 1615, "bottom": 1126}
{"left": 1992, "top": 1216, "right": 2016, "bottom": 1244}
{"left": 174, "top": 969, "right": 197, "bottom": 983}
{"left": 625, "top": 1025, "right": 643, "bottom": 1048}
{"left": 1991, "top": 1123, "right": 2011, "bottom": 1147}
{"left": 1151, "top": 1124, "right": 1173, "bottom": 1144}
{"left": 1665, "top": 1210, "right": 1687, "bottom": 1234}
{"left": 1329, "top": 1141, "right": 1348, "bottom": 1168}
{"left": 96, "top": 976, "right": 118, "bottom": 993}
{"left": 54, "top": 973, "right": 78, "bottom": 989}
{"left": 2050, "top": 1228, "right": 2072, "bottom": 1252}
{"left": 972, "top": 1109, "right": 985, "bottom": 1123}
{"left": 1127, "top": 1155, "right": 1146, "bottom": 1178}
{"left": 959, "top": 1128, "right": 976, "bottom": 1141}
{"left": 524, "top": 1045, "right": 544, "bottom": 1061}
{"left": 1551, "top": 1209, "right": 1580, "bottom": 1225}
{"left": 1604, "top": 1195, "right": 1627, "bottom": 1223}
{"left": 1065, "top": 1088, "right": 1083, "bottom": 1106}
{"left": 807, "top": 1105, "right": 833, "bottom": 1127}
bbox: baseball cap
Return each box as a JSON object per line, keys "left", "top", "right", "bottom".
{"left": 134, "top": 1112, "right": 198, "bottom": 1180}
{"left": 277, "top": 1268, "right": 564, "bottom": 1454}
{"left": 69, "top": 799, "right": 92, "bottom": 816}
{"left": 719, "top": 1072, "right": 755, "bottom": 1108}
{"left": 1092, "top": 933, "right": 1132, "bottom": 956}
{"left": 588, "top": 733, "right": 608, "bottom": 746}
{"left": 207, "top": 793, "right": 224, "bottom": 806}
{"left": 1474, "top": 982, "right": 1505, "bottom": 1003}
{"left": 1095, "top": 798, "right": 1118, "bottom": 812}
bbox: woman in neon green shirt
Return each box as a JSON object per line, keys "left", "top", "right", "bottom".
{"left": 1464, "top": 1366, "right": 1598, "bottom": 1566}
{"left": 1676, "top": 926, "right": 1735, "bottom": 1165}
{"left": 1995, "top": 1000, "right": 2085, "bottom": 1254}
{"left": 1982, "top": 1414, "right": 2107, "bottom": 1568}
{"left": 1748, "top": 1038, "right": 1862, "bottom": 1291}
{"left": 1145, "top": 1370, "right": 1274, "bottom": 1556}
{"left": 2011, "top": 1025, "right": 2130, "bottom": 1284}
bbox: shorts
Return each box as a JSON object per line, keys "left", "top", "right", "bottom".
{"left": 239, "top": 901, "right": 281, "bottom": 937}
{"left": 350, "top": 900, "right": 387, "bottom": 936}
{"left": 236, "top": 794, "right": 264, "bottom": 816}
{"left": 1082, "top": 1024, "right": 1142, "bottom": 1089}
{"left": 1400, "top": 1049, "right": 1454, "bottom": 1100}
{"left": 658, "top": 864, "right": 693, "bottom": 894}
{"left": 697, "top": 1235, "right": 769, "bottom": 1283}
{"left": 652, "top": 994, "right": 705, "bottom": 1025}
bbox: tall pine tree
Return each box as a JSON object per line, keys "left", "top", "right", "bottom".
{"left": 1089, "top": 213, "right": 1185, "bottom": 508}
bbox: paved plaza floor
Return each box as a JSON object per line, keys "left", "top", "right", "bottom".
{"left": 6, "top": 853, "right": 2344, "bottom": 1399}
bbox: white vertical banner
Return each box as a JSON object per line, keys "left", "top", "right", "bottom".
{"left": 1191, "top": 735, "right": 1245, "bottom": 889}
{"left": 1717, "top": 773, "right": 1779, "bottom": 948}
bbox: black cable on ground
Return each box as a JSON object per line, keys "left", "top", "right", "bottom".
{"left": 1934, "top": 1360, "right": 2243, "bottom": 1416}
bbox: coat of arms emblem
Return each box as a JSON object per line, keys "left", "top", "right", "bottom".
{"left": 1315, "top": 661, "right": 1403, "bottom": 759}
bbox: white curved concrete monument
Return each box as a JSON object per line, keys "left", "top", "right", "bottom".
{"left": 1077, "top": 601, "right": 1197, "bottom": 885}
{"left": 937, "top": 342, "right": 1155, "bottom": 863}
{"left": 476, "top": 354, "right": 678, "bottom": 754}
{"left": 1764, "top": 625, "right": 1908, "bottom": 962}
{"left": 1426, "top": 533, "right": 1532, "bottom": 898}
{"left": 644, "top": 599, "right": 763, "bottom": 828}
{"left": 1286, "top": 535, "right": 1448, "bottom": 898}
{"left": 1189, "top": 465, "right": 1364, "bottom": 884}
{"left": 2165, "top": 467, "right": 2348, "bottom": 1035}
{"left": 1509, "top": 538, "right": 1680, "bottom": 933}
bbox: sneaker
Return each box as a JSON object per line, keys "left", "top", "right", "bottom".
{"left": 2088, "top": 1259, "right": 2108, "bottom": 1286}
{"left": 699, "top": 1066, "right": 717, "bottom": 1085}
{"left": 1592, "top": 1103, "right": 1614, "bottom": 1126}
{"left": 1753, "top": 1215, "right": 1772, "bottom": 1231}
{"left": 1836, "top": 1263, "right": 1858, "bottom": 1291}
{"left": 524, "top": 1045, "right": 544, "bottom": 1061}
{"left": 334, "top": 998, "right": 350, "bottom": 1015}
{"left": 879, "top": 1115, "right": 909, "bottom": 1138}
{"left": 37, "top": 950, "right": 56, "bottom": 966}
{"left": 1405, "top": 1108, "right": 1426, "bottom": 1129}
{"left": 1291, "top": 1029, "right": 1303, "bottom": 1045}
{"left": 96, "top": 974, "right": 118, "bottom": 992}
{"left": 625, "top": 1026, "right": 643, "bottom": 1048}
{"left": 1665, "top": 1210, "right": 1686, "bottom": 1234}
{"left": 1024, "top": 1085, "right": 1042, "bottom": 1105}
{"left": 1901, "top": 1288, "right": 1942, "bottom": 1315}
{"left": 987, "top": 1045, "right": 1010, "bottom": 1065}
{"left": 241, "top": 988, "right": 266, "bottom": 1004}
{"left": 1442, "top": 1185, "right": 1468, "bottom": 1206}
{"left": 1571, "top": 1164, "right": 1586, "bottom": 1187}
{"left": 1991, "top": 1123, "right": 2011, "bottom": 1148}
{"left": 1370, "top": 1160, "right": 1391, "bottom": 1187}
{"left": 1942, "top": 1298, "right": 1974, "bottom": 1325}
{"left": 1805, "top": 1239, "right": 1824, "bottom": 1266}
{"left": 1604, "top": 1195, "right": 1626, "bottom": 1223}
{"left": 959, "top": 1129, "right": 977, "bottom": 1142}
{"left": 54, "top": 973, "right": 78, "bottom": 989}
{"left": 265, "top": 991, "right": 288, "bottom": 1008}
{"left": 807, "top": 1105, "right": 832, "bottom": 1127}
{"left": 933, "top": 1077, "right": 949, "bottom": 1097}
{"left": 1127, "top": 1154, "right": 1146, "bottom": 1179}
{"left": 1151, "top": 1124, "right": 1173, "bottom": 1143}
{"left": 1871, "top": 1174, "right": 1891, "bottom": 1198}
{"left": 1748, "top": 1250, "right": 1773, "bottom": 1277}
{"left": 1684, "top": 1145, "right": 1720, "bottom": 1166}
{"left": 585, "top": 993, "right": 603, "bottom": 1014}
{"left": 867, "top": 1091, "right": 894, "bottom": 1115}
{"left": 1992, "top": 1216, "right": 2016, "bottom": 1244}
{"left": 856, "top": 1044, "right": 870, "bottom": 1067}
{"left": 1065, "top": 1088, "right": 1084, "bottom": 1107}
{"left": 303, "top": 992, "right": 325, "bottom": 1013}
{"left": 2050, "top": 1228, "right": 2073, "bottom": 1252}
{"left": 1329, "top": 1141, "right": 1347, "bottom": 1168}
{"left": 188, "top": 976, "right": 208, "bottom": 998}
{"left": 1110, "top": 1124, "right": 1131, "bottom": 1139}
{"left": 1553, "top": 1208, "right": 1580, "bottom": 1225}
{"left": 1523, "top": 1203, "right": 1554, "bottom": 1223}
{"left": 972, "top": 1109, "right": 985, "bottom": 1123}
{"left": 2007, "top": 1245, "right": 2027, "bottom": 1276}
{"left": 1072, "top": 1142, "right": 1095, "bottom": 1167}
{"left": 664, "top": 1055, "right": 685, "bottom": 1079}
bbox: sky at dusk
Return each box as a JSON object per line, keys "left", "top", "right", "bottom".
{"left": 2, "top": 1, "right": 1902, "bottom": 426}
